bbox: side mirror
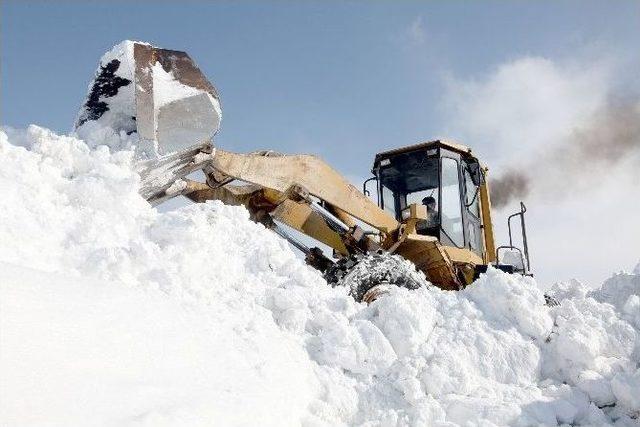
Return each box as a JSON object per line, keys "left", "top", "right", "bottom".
{"left": 467, "top": 160, "right": 484, "bottom": 186}
{"left": 362, "top": 176, "right": 377, "bottom": 197}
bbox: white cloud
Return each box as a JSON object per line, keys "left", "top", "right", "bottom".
{"left": 443, "top": 56, "right": 614, "bottom": 166}
{"left": 441, "top": 53, "right": 640, "bottom": 286}
{"left": 406, "top": 16, "right": 427, "bottom": 46}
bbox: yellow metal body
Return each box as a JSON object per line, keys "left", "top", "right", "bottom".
{"left": 479, "top": 171, "right": 496, "bottom": 263}
{"left": 210, "top": 149, "right": 399, "bottom": 233}
{"left": 183, "top": 142, "right": 497, "bottom": 290}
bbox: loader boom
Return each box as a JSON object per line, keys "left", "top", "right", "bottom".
{"left": 209, "top": 149, "right": 399, "bottom": 233}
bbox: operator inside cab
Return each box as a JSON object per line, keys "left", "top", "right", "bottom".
{"left": 416, "top": 196, "right": 439, "bottom": 236}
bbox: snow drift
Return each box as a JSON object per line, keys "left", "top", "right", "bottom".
{"left": 0, "top": 125, "right": 639, "bottom": 426}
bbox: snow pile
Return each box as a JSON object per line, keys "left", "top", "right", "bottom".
{"left": 592, "top": 270, "right": 640, "bottom": 329}
{"left": 1, "top": 126, "right": 639, "bottom": 426}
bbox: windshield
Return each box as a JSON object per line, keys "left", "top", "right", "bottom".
{"left": 378, "top": 151, "right": 439, "bottom": 219}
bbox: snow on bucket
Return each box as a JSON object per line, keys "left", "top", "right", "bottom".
{"left": 75, "top": 40, "right": 222, "bottom": 158}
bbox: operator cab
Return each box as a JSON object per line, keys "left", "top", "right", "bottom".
{"left": 371, "top": 140, "right": 485, "bottom": 257}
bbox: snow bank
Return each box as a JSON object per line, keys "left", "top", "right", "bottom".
{"left": 1, "top": 126, "right": 639, "bottom": 426}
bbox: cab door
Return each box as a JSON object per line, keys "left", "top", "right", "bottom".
{"left": 462, "top": 163, "right": 483, "bottom": 257}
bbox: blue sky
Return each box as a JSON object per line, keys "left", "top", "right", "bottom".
{"left": 2, "top": 1, "right": 639, "bottom": 284}
{"left": 3, "top": 1, "right": 636, "bottom": 172}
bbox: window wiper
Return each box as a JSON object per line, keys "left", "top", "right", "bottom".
{"left": 465, "top": 186, "right": 480, "bottom": 208}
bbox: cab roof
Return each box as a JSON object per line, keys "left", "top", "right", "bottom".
{"left": 373, "top": 139, "right": 474, "bottom": 168}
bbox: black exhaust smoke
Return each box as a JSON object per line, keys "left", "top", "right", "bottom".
{"left": 490, "top": 96, "right": 640, "bottom": 209}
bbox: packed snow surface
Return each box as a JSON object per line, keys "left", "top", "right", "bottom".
{"left": 1, "top": 125, "right": 639, "bottom": 426}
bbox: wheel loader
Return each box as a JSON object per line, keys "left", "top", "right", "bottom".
{"left": 75, "top": 41, "right": 531, "bottom": 302}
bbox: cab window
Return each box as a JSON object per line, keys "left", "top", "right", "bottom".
{"left": 381, "top": 185, "right": 396, "bottom": 217}
{"left": 464, "top": 166, "right": 480, "bottom": 218}
{"left": 440, "top": 157, "right": 464, "bottom": 247}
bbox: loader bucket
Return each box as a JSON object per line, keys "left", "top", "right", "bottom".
{"left": 75, "top": 41, "right": 222, "bottom": 157}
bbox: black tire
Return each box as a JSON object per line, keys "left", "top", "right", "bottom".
{"left": 324, "top": 252, "right": 425, "bottom": 302}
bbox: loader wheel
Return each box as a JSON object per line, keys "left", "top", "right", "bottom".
{"left": 324, "top": 252, "right": 424, "bottom": 302}
{"left": 544, "top": 294, "right": 560, "bottom": 307}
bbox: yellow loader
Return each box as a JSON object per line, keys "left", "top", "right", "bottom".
{"left": 75, "top": 42, "right": 531, "bottom": 302}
